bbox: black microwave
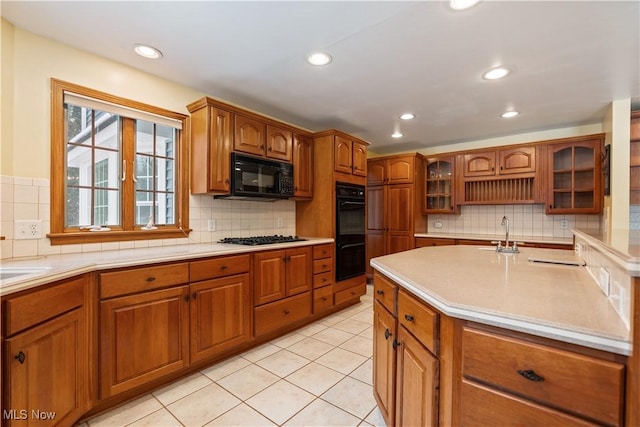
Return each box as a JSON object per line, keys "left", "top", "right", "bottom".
{"left": 217, "top": 153, "right": 294, "bottom": 201}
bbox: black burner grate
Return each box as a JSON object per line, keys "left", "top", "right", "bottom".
{"left": 218, "top": 235, "right": 307, "bottom": 246}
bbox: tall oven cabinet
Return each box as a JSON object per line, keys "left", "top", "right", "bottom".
{"left": 366, "top": 154, "right": 427, "bottom": 279}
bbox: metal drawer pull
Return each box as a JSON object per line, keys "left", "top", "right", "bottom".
{"left": 404, "top": 314, "right": 414, "bottom": 322}
{"left": 384, "top": 328, "right": 392, "bottom": 340}
{"left": 376, "top": 290, "right": 384, "bottom": 295}
{"left": 517, "top": 369, "right": 544, "bottom": 382}
{"left": 146, "top": 277, "right": 156, "bottom": 282}
{"left": 15, "top": 351, "right": 26, "bottom": 364}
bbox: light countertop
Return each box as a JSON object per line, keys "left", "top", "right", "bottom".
{"left": 371, "top": 245, "right": 630, "bottom": 355}
{"left": 0, "top": 237, "right": 334, "bottom": 296}
{"left": 415, "top": 232, "right": 573, "bottom": 246}
{"left": 574, "top": 229, "right": 640, "bottom": 276}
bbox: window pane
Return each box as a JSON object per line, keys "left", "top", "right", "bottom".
{"left": 94, "top": 151, "right": 120, "bottom": 190}
{"left": 136, "top": 155, "right": 154, "bottom": 191}
{"left": 65, "top": 105, "right": 89, "bottom": 144}
{"left": 136, "top": 120, "right": 155, "bottom": 155}
{"left": 157, "top": 158, "right": 174, "bottom": 192}
{"left": 94, "top": 111, "right": 120, "bottom": 150}
{"left": 66, "top": 187, "right": 91, "bottom": 227}
{"left": 156, "top": 125, "right": 175, "bottom": 158}
{"left": 156, "top": 192, "right": 174, "bottom": 225}
{"left": 94, "top": 189, "right": 120, "bottom": 226}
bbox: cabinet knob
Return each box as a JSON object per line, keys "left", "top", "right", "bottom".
{"left": 321, "top": 297, "right": 328, "bottom": 301}
{"left": 322, "top": 278, "right": 327, "bottom": 283}
{"left": 184, "top": 294, "right": 190, "bottom": 302}
{"left": 15, "top": 351, "right": 26, "bottom": 364}
{"left": 220, "top": 265, "right": 228, "bottom": 270}
{"left": 283, "top": 309, "right": 290, "bottom": 315}
{"left": 376, "top": 290, "right": 384, "bottom": 295}
{"left": 392, "top": 340, "right": 401, "bottom": 349}
{"left": 268, "top": 147, "right": 273, "bottom": 152}
{"left": 146, "top": 276, "right": 156, "bottom": 282}
{"left": 404, "top": 314, "right": 415, "bottom": 322}
{"left": 192, "top": 292, "right": 197, "bottom": 300}
{"left": 260, "top": 144, "right": 265, "bottom": 149}
{"left": 517, "top": 369, "right": 544, "bottom": 382}
{"left": 384, "top": 328, "right": 392, "bottom": 340}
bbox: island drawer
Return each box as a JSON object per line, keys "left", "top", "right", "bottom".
{"left": 313, "top": 285, "right": 334, "bottom": 314}
{"left": 254, "top": 291, "right": 311, "bottom": 337}
{"left": 100, "top": 262, "right": 189, "bottom": 299}
{"left": 313, "top": 244, "right": 333, "bottom": 260}
{"left": 190, "top": 254, "right": 250, "bottom": 282}
{"left": 398, "top": 289, "right": 438, "bottom": 355}
{"left": 461, "top": 326, "right": 624, "bottom": 426}
{"left": 373, "top": 272, "right": 397, "bottom": 314}
{"left": 313, "top": 258, "right": 333, "bottom": 275}
{"left": 313, "top": 271, "right": 333, "bottom": 289}
{"left": 3, "top": 275, "right": 86, "bottom": 337}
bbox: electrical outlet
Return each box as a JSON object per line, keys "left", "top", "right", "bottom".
{"left": 434, "top": 219, "right": 443, "bottom": 229}
{"left": 15, "top": 220, "right": 43, "bottom": 240}
{"left": 207, "top": 219, "right": 216, "bottom": 232}
{"left": 598, "top": 267, "right": 610, "bottom": 296}
{"left": 277, "top": 218, "right": 284, "bottom": 228}
{"left": 560, "top": 219, "right": 569, "bottom": 229}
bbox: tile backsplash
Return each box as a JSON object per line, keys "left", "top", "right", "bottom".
{"left": 0, "top": 176, "right": 295, "bottom": 259}
{"left": 427, "top": 204, "right": 601, "bottom": 239}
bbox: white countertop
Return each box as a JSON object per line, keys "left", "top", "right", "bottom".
{"left": 574, "top": 229, "right": 640, "bottom": 276}
{"left": 415, "top": 232, "right": 573, "bottom": 246}
{"left": 371, "top": 245, "right": 630, "bottom": 355}
{"left": 0, "top": 237, "right": 334, "bottom": 296}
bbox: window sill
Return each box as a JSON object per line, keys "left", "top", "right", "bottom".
{"left": 48, "top": 229, "right": 192, "bottom": 245}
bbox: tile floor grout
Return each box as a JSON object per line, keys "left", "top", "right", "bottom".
{"left": 80, "top": 285, "right": 385, "bottom": 427}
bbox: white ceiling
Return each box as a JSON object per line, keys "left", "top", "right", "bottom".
{"left": 2, "top": 1, "right": 639, "bottom": 154}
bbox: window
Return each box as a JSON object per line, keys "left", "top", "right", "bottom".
{"left": 50, "top": 79, "right": 190, "bottom": 244}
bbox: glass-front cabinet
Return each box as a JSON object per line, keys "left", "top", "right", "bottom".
{"left": 547, "top": 137, "right": 602, "bottom": 214}
{"left": 424, "top": 156, "right": 456, "bottom": 213}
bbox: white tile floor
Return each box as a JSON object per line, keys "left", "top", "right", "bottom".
{"left": 80, "top": 286, "right": 386, "bottom": 427}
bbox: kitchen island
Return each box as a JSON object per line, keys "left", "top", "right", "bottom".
{"left": 370, "top": 243, "right": 637, "bottom": 426}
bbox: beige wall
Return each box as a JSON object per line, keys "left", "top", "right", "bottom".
{"left": 1, "top": 19, "right": 204, "bottom": 179}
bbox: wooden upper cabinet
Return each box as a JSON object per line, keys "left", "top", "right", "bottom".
{"left": 334, "top": 136, "right": 367, "bottom": 176}
{"left": 464, "top": 146, "right": 535, "bottom": 177}
{"left": 368, "top": 156, "right": 415, "bottom": 185}
{"left": 266, "top": 125, "right": 292, "bottom": 162}
{"left": 234, "top": 114, "right": 266, "bottom": 157}
{"left": 368, "top": 159, "right": 387, "bottom": 186}
{"left": 334, "top": 136, "right": 353, "bottom": 174}
{"left": 293, "top": 134, "right": 313, "bottom": 198}
{"left": 189, "top": 104, "right": 232, "bottom": 194}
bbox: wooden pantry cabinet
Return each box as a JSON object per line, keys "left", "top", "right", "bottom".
{"left": 187, "top": 97, "right": 312, "bottom": 195}
{"left": 2, "top": 275, "right": 90, "bottom": 427}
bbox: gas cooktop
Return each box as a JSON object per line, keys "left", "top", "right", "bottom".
{"left": 218, "top": 235, "right": 307, "bottom": 246}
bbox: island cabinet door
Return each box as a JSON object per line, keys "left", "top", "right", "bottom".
{"left": 100, "top": 286, "right": 190, "bottom": 398}
{"left": 4, "top": 309, "right": 88, "bottom": 427}
{"left": 395, "top": 325, "right": 439, "bottom": 427}
{"left": 189, "top": 273, "right": 252, "bottom": 363}
{"left": 373, "top": 300, "right": 397, "bottom": 425}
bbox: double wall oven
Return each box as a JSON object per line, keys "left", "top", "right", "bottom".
{"left": 335, "top": 182, "right": 366, "bottom": 281}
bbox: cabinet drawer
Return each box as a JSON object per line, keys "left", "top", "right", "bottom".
{"left": 313, "top": 271, "right": 333, "bottom": 289}
{"left": 100, "top": 263, "right": 189, "bottom": 299}
{"left": 3, "top": 275, "right": 86, "bottom": 337}
{"left": 313, "top": 285, "right": 334, "bottom": 314}
{"left": 190, "top": 254, "right": 250, "bottom": 282}
{"left": 254, "top": 292, "right": 311, "bottom": 337}
{"left": 373, "top": 272, "right": 397, "bottom": 315}
{"left": 334, "top": 283, "right": 366, "bottom": 306}
{"left": 460, "top": 380, "right": 596, "bottom": 427}
{"left": 313, "top": 258, "right": 333, "bottom": 274}
{"left": 313, "top": 244, "right": 333, "bottom": 260}
{"left": 462, "top": 326, "right": 624, "bottom": 426}
{"left": 398, "top": 289, "right": 438, "bottom": 355}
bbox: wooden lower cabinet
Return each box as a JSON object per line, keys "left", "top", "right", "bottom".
{"left": 254, "top": 247, "right": 312, "bottom": 306}
{"left": 190, "top": 273, "right": 252, "bottom": 363}
{"left": 373, "top": 300, "right": 397, "bottom": 423}
{"left": 254, "top": 292, "right": 312, "bottom": 337}
{"left": 100, "top": 286, "right": 190, "bottom": 398}
{"left": 395, "top": 325, "right": 439, "bottom": 427}
{"left": 2, "top": 276, "right": 89, "bottom": 427}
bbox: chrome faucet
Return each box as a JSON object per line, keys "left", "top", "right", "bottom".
{"left": 501, "top": 216, "right": 510, "bottom": 249}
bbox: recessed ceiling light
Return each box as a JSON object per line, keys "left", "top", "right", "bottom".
{"left": 501, "top": 111, "right": 519, "bottom": 118}
{"left": 307, "top": 52, "right": 332, "bottom": 66}
{"left": 483, "top": 67, "right": 511, "bottom": 80}
{"left": 391, "top": 132, "right": 403, "bottom": 138}
{"left": 134, "top": 44, "right": 163, "bottom": 59}
{"left": 400, "top": 113, "right": 416, "bottom": 120}
{"left": 449, "top": 0, "right": 481, "bottom": 11}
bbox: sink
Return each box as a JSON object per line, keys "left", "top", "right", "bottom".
{"left": 0, "top": 267, "right": 52, "bottom": 281}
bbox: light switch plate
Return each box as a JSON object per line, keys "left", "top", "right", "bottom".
{"left": 15, "top": 220, "right": 43, "bottom": 239}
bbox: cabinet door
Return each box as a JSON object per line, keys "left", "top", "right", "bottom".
{"left": 498, "top": 146, "right": 535, "bottom": 175}
{"left": 424, "top": 157, "right": 455, "bottom": 214}
{"left": 285, "top": 247, "right": 312, "bottom": 296}
{"left": 387, "top": 185, "right": 413, "bottom": 232}
{"left": 100, "top": 286, "right": 189, "bottom": 398}
{"left": 463, "top": 151, "right": 496, "bottom": 177}
{"left": 266, "top": 125, "right": 292, "bottom": 162}
{"left": 373, "top": 301, "right": 397, "bottom": 426}
{"left": 547, "top": 139, "right": 602, "bottom": 214}
{"left": 366, "top": 231, "right": 386, "bottom": 276}
{"left": 208, "top": 108, "right": 232, "bottom": 192}
{"left": 367, "top": 186, "right": 385, "bottom": 231}
{"left": 367, "top": 159, "right": 387, "bottom": 186}
{"left": 334, "top": 136, "right": 353, "bottom": 174}
{"left": 4, "top": 309, "right": 88, "bottom": 427}
{"left": 190, "top": 274, "right": 252, "bottom": 363}
{"left": 395, "top": 325, "right": 439, "bottom": 427}
{"left": 352, "top": 141, "right": 368, "bottom": 176}
{"left": 254, "top": 250, "right": 287, "bottom": 305}
{"left": 387, "top": 232, "right": 413, "bottom": 255}
{"left": 293, "top": 134, "right": 313, "bottom": 198}
{"left": 387, "top": 156, "right": 414, "bottom": 184}
{"left": 234, "top": 114, "right": 266, "bottom": 157}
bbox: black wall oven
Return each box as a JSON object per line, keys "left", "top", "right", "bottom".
{"left": 335, "top": 182, "right": 366, "bottom": 281}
